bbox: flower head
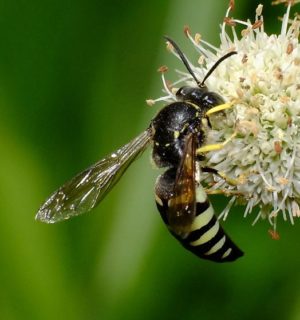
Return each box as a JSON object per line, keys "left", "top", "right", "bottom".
{"left": 150, "top": 1, "right": 300, "bottom": 234}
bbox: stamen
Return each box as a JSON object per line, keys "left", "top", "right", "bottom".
{"left": 287, "top": 200, "right": 295, "bottom": 225}
{"left": 222, "top": 4, "right": 233, "bottom": 36}
{"left": 161, "top": 72, "right": 173, "bottom": 97}
{"left": 192, "top": 36, "right": 219, "bottom": 53}
{"left": 252, "top": 211, "right": 262, "bottom": 226}
{"left": 232, "top": 19, "right": 252, "bottom": 28}
{"left": 218, "top": 196, "right": 236, "bottom": 220}
{"left": 172, "top": 72, "right": 195, "bottom": 86}
{"left": 256, "top": 161, "right": 275, "bottom": 191}
{"left": 281, "top": 1, "right": 292, "bottom": 36}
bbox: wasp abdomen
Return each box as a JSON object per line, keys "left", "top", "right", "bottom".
{"left": 155, "top": 169, "right": 243, "bottom": 262}
{"left": 182, "top": 200, "right": 244, "bottom": 262}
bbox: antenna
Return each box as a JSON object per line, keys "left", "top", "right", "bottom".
{"left": 200, "top": 51, "right": 237, "bottom": 86}
{"left": 164, "top": 36, "right": 201, "bottom": 87}
{"left": 164, "top": 36, "right": 237, "bottom": 88}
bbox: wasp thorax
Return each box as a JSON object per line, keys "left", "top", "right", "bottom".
{"left": 151, "top": 102, "right": 202, "bottom": 168}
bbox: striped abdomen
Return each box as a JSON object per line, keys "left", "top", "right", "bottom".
{"left": 155, "top": 168, "right": 243, "bottom": 262}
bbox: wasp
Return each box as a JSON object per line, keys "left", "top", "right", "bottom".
{"left": 36, "top": 36, "right": 243, "bottom": 262}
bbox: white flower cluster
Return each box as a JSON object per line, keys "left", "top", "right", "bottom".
{"left": 151, "top": 1, "right": 300, "bottom": 234}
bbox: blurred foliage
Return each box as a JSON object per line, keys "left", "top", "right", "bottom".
{"left": 1, "top": 0, "right": 300, "bottom": 319}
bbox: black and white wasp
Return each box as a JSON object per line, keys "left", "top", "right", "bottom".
{"left": 36, "top": 37, "right": 243, "bottom": 263}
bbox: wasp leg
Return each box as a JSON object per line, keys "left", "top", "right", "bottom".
{"left": 205, "top": 102, "right": 234, "bottom": 116}
{"left": 202, "top": 167, "right": 240, "bottom": 186}
{"left": 201, "top": 167, "right": 218, "bottom": 174}
{"left": 205, "top": 189, "right": 243, "bottom": 196}
{"left": 196, "top": 132, "right": 237, "bottom": 154}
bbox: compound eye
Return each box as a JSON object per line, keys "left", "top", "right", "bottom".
{"left": 203, "top": 92, "right": 225, "bottom": 108}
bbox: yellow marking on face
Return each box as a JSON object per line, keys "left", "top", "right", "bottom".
{"left": 190, "top": 219, "right": 219, "bottom": 246}
{"left": 222, "top": 248, "right": 232, "bottom": 259}
{"left": 174, "top": 131, "right": 180, "bottom": 139}
{"left": 190, "top": 206, "right": 214, "bottom": 232}
{"left": 204, "top": 235, "right": 226, "bottom": 255}
{"left": 201, "top": 118, "right": 208, "bottom": 127}
{"left": 155, "top": 194, "right": 164, "bottom": 207}
{"left": 205, "top": 102, "right": 233, "bottom": 116}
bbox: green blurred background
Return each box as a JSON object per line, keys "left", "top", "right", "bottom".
{"left": 1, "top": 0, "right": 300, "bottom": 319}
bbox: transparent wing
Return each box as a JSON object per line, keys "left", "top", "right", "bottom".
{"left": 36, "top": 129, "right": 152, "bottom": 223}
{"left": 167, "top": 133, "right": 196, "bottom": 234}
